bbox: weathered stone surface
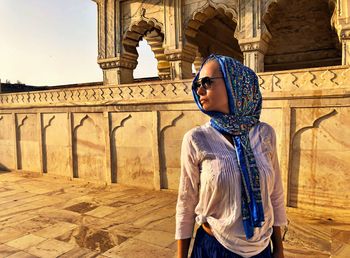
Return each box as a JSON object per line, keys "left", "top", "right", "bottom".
{"left": 85, "top": 206, "right": 119, "bottom": 218}
{"left": 6, "top": 251, "right": 39, "bottom": 258}
{"left": 102, "top": 238, "right": 176, "bottom": 258}
{"left": 0, "top": 172, "right": 347, "bottom": 257}
{"left": 33, "top": 221, "right": 78, "bottom": 239}
{"left": 133, "top": 229, "right": 175, "bottom": 248}
{"left": 1, "top": 1, "right": 350, "bottom": 257}
{"left": 1, "top": 66, "right": 350, "bottom": 222}
{"left": 6, "top": 234, "right": 46, "bottom": 250}
{"left": 0, "top": 227, "right": 27, "bottom": 244}
{"left": 42, "top": 113, "right": 71, "bottom": 177}
{"left": 265, "top": 0, "right": 341, "bottom": 71}
{"left": 0, "top": 244, "right": 21, "bottom": 257}
{"left": 26, "top": 239, "right": 75, "bottom": 258}
{"left": 73, "top": 113, "right": 107, "bottom": 182}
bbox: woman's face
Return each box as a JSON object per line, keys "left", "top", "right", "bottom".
{"left": 197, "top": 60, "right": 229, "bottom": 114}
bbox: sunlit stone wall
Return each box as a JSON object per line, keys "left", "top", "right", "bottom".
{"left": 0, "top": 65, "right": 349, "bottom": 221}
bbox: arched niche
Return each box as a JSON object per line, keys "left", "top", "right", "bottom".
{"left": 185, "top": 4, "right": 242, "bottom": 62}
{"left": 264, "top": 0, "right": 341, "bottom": 72}
{"left": 73, "top": 114, "right": 106, "bottom": 181}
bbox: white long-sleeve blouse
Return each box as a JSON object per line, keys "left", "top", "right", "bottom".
{"left": 175, "top": 121, "right": 287, "bottom": 257}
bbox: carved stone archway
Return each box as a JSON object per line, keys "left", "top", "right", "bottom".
{"left": 123, "top": 15, "right": 171, "bottom": 80}
{"left": 263, "top": 0, "right": 341, "bottom": 71}
{"left": 185, "top": 2, "right": 242, "bottom": 62}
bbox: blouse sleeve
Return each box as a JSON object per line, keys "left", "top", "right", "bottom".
{"left": 269, "top": 127, "right": 288, "bottom": 226}
{"left": 175, "top": 131, "right": 200, "bottom": 239}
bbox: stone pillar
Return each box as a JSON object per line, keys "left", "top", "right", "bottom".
{"left": 332, "top": 0, "right": 350, "bottom": 64}
{"left": 341, "top": 29, "right": 350, "bottom": 65}
{"left": 165, "top": 48, "right": 196, "bottom": 80}
{"left": 239, "top": 36, "right": 270, "bottom": 72}
{"left": 95, "top": 0, "right": 138, "bottom": 85}
{"left": 193, "top": 51, "right": 203, "bottom": 73}
{"left": 236, "top": 0, "right": 271, "bottom": 72}
{"left": 163, "top": 0, "right": 196, "bottom": 79}
{"left": 98, "top": 53, "right": 137, "bottom": 85}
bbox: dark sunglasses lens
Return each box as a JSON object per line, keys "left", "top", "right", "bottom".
{"left": 193, "top": 77, "right": 212, "bottom": 91}
{"left": 201, "top": 77, "right": 211, "bottom": 89}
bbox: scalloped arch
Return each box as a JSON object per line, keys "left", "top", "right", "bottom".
{"left": 123, "top": 17, "right": 170, "bottom": 79}
{"left": 123, "top": 17, "right": 164, "bottom": 51}
{"left": 192, "top": 1, "right": 238, "bottom": 23}
{"left": 262, "top": 0, "right": 279, "bottom": 24}
{"left": 185, "top": 2, "right": 239, "bottom": 44}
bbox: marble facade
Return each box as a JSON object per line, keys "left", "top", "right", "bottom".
{"left": 1, "top": 0, "right": 350, "bottom": 223}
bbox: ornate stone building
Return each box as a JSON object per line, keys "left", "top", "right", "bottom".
{"left": 0, "top": 0, "right": 349, "bottom": 222}
{"left": 93, "top": 0, "right": 350, "bottom": 84}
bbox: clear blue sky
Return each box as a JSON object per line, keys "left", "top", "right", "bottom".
{"left": 0, "top": 0, "right": 158, "bottom": 86}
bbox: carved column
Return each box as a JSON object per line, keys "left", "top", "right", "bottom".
{"left": 165, "top": 47, "right": 196, "bottom": 80}
{"left": 332, "top": 0, "right": 350, "bottom": 65}
{"left": 341, "top": 29, "right": 350, "bottom": 65}
{"left": 239, "top": 36, "right": 270, "bottom": 72}
{"left": 193, "top": 51, "right": 203, "bottom": 73}
{"left": 237, "top": 0, "right": 270, "bottom": 72}
{"left": 98, "top": 53, "right": 137, "bottom": 85}
{"left": 94, "top": 0, "right": 137, "bottom": 85}
{"left": 164, "top": 0, "right": 196, "bottom": 79}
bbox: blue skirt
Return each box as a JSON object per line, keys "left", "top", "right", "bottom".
{"left": 191, "top": 226, "right": 272, "bottom": 258}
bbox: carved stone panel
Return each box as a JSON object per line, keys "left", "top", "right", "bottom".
{"left": 160, "top": 110, "right": 208, "bottom": 190}
{"left": 16, "top": 114, "right": 40, "bottom": 172}
{"left": 111, "top": 112, "right": 154, "bottom": 188}
{"left": 73, "top": 113, "right": 106, "bottom": 181}
{"left": 260, "top": 108, "right": 283, "bottom": 163}
{"left": 290, "top": 107, "right": 350, "bottom": 220}
{"left": 42, "top": 113, "right": 70, "bottom": 177}
{"left": 0, "top": 114, "right": 15, "bottom": 171}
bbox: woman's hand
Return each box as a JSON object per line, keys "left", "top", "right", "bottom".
{"left": 271, "top": 226, "right": 284, "bottom": 258}
{"left": 273, "top": 249, "right": 284, "bottom": 258}
{"left": 177, "top": 238, "right": 191, "bottom": 258}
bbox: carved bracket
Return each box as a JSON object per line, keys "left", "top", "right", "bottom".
{"left": 17, "top": 115, "right": 28, "bottom": 129}
{"left": 292, "top": 109, "right": 338, "bottom": 143}
{"left": 111, "top": 114, "right": 132, "bottom": 134}
{"left": 160, "top": 112, "right": 184, "bottom": 135}
{"left": 43, "top": 115, "right": 56, "bottom": 130}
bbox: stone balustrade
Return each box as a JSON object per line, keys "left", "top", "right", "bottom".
{"left": 0, "top": 65, "right": 349, "bottom": 108}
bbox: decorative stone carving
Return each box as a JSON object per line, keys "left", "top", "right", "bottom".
{"left": 73, "top": 114, "right": 106, "bottom": 181}
{"left": 42, "top": 114, "right": 71, "bottom": 177}
{"left": 110, "top": 113, "right": 132, "bottom": 183}
{"left": 1, "top": 65, "right": 350, "bottom": 108}
{"left": 288, "top": 107, "right": 350, "bottom": 220}
{"left": 112, "top": 112, "right": 154, "bottom": 188}
{"left": 16, "top": 114, "right": 40, "bottom": 172}
{"left": 90, "top": 0, "right": 350, "bottom": 83}
{"left": 341, "top": 29, "right": 350, "bottom": 65}
{"left": 0, "top": 114, "right": 15, "bottom": 171}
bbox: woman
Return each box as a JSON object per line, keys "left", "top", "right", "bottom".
{"left": 175, "top": 54, "right": 287, "bottom": 258}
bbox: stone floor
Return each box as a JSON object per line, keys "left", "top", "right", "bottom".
{"left": 0, "top": 172, "right": 349, "bottom": 258}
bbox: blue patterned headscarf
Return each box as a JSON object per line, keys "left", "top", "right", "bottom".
{"left": 192, "top": 54, "right": 264, "bottom": 239}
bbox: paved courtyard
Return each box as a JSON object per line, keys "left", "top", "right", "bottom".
{"left": 0, "top": 172, "right": 348, "bottom": 258}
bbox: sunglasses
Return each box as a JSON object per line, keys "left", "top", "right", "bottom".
{"left": 193, "top": 76, "right": 223, "bottom": 91}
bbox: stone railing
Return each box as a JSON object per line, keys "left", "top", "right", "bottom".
{"left": 0, "top": 80, "right": 193, "bottom": 108}
{"left": 258, "top": 65, "right": 350, "bottom": 98}
{"left": 0, "top": 65, "right": 349, "bottom": 108}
